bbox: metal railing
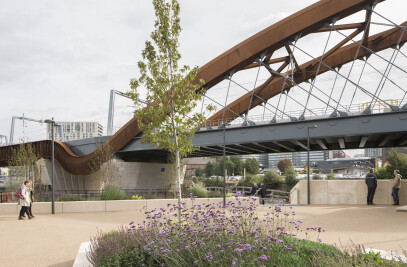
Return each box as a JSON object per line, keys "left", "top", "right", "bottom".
{"left": 204, "top": 99, "right": 406, "bottom": 127}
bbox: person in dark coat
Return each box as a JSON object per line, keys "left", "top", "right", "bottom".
{"left": 258, "top": 183, "right": 267, "bottom": 205}
{"left": 365, "top": 169, "right": 377, "bottom": 205}
{"left": 250, "top": 183, "right": 259, "bottom": 196}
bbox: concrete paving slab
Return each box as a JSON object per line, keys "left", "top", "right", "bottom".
{"left": 0, "top": 204, "right": 406, "bottom": 266}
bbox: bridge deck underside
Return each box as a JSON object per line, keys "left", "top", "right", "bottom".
{"left": 116, "top": 111, "right": 407, "bottom": 162}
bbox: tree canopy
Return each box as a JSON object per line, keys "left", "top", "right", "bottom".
{"left": 244, "top": 158, "right": 260, "bottom": 175}
{"left": 277, "top": 158, "right": 292, "bottom": 174}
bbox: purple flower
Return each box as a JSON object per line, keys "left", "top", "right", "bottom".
{"left": 233, "top": 248, "right": 244, "bottom": 253}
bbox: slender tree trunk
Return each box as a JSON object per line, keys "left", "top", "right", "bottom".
{"left": 175, "top": 148, "right": 181, "bottom": 222}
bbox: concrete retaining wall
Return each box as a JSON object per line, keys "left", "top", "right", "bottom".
{"left": 0, "top": 198, "right": 226, "bottom": 215}
{"left": 290, "top": 180, "right": 407, "bottom": 205}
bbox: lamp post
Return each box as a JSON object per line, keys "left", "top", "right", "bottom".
{"left": 44, "top": 118, "right": 57, "bottom": 214}
{"left": 307, "top": 125, "right": 318, "bottom": 205}
{"left": 218, "top": 122, "right": 231, "bottom": 207}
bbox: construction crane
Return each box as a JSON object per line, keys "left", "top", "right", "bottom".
{"left": 9, "top": 115, "right": 43, "bottom": 145}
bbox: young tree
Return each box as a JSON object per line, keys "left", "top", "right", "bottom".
{"left": 277, "top": 158, "right": 292, "bottom": 174}
{"left": 88, "top": 143, "right": 120, "bottom": 190}
{"left": 205, "top": 161, "right": 217, "bottom": 177}
{"left": 7, "top": 141, "right": 40, "bottom": 191}
{"left": 128, "top": 0, "right": 212, "bottom": 218}
{"left": 244, "top": 158, "right": 260, "bottom": 175}
{"left": 230, "top": 156, "right": 244, "bottom": 175}
{"left": 262, "top": 170, "right": 283, "bottom": 189}
{"left": 284, "top": 166, "right": 298, "bottom": 188}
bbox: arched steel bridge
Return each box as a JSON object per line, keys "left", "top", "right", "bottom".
{"left": 1, "top": 0, "right": 407, "bottom": 175}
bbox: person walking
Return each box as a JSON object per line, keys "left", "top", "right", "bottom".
{"left": 258, "top": 183, "right": 267, "bottom": 205}
{"left": 365, "top": 169, "right": 377, "bottom": 205}
{"left": 18, "top": 180, "right": 33, "bottom": 220}
{"left": 391, "top": 170, "right": 402, "bottom": 206}
{"left": 250, "top": 183, "right": 259, "bottom": 196}
{"left": 27, "top": 181, "right": 35, "bottom": 218}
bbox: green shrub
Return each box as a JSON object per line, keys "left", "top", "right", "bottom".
{"left": 326, "top": 173, "right": 336, "bottom": 180}
{"left": 262, "top": 171, "right": 284, "bottom": 189}
{"left": 284, "top": 167, "right": 299, "bottom": 187}
{"left": 203, "top": 177, "right": 222, "bottom": 187}
{"left": 186, "top": 185, "right": 208, "bottom": 198}
{"left": 100, "top": 186, "right": 128, "bottom": 200}
{"left": 237, "top": 174, "right": 261, "bottom": 187}
{"left": 312, "top": 174, "right": 322, "bottom": 180}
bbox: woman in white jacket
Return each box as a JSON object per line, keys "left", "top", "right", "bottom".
{"left": 18, "top": 180, "right": 32, "bottom": 220}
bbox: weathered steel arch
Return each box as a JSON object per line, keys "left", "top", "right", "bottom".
{"left": 0, "top": 0, "right": 404, "bottom": 175}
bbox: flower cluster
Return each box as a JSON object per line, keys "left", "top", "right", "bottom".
{"left": 88, "top": 194, "right": 334, "bottom": 266}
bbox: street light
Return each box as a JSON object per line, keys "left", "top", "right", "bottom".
{"left": 218, "top": 121, "right": 231, "bottom": 207}
{"left": 44, "top": 118, "right": 58, "bottom": 214}
{"left": 307, "top": 125, "right": 318, "bottom": 205}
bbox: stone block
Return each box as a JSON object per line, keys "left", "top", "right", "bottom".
{"left": 298, "top": 180, "right": 308, "bottom": 204}
{"left": 327, "top": 180, "right": 358, "bottom": 205}
{"left": 62, "top": 201, "right": 105, "bottom": 213}
{"left": 310, "top": 181, "right": 328, "bottom": 204}
{"left": 105, "top": 200, "right": 147, "bottom": 212}
{"left": 145, "top": 199, "right": 179, "bottom": 210}
{"left": 0, "top": 203, "right": 18, "bottom": 214}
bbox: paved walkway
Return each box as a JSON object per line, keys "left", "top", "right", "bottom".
{"left": 0, "top": 205, "right": 406, "bottom": 266}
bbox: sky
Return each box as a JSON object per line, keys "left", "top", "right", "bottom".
{"left": 1, "top": 0, "right": 406, "bottom": 156}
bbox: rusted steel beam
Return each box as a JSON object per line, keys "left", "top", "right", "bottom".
{"left": 244, "top": 56, "right": 288, "bottom": 70}
{"left": 206, "top": 22, "right": 407, "bottom": 123}
{"left": 315, "top": 23, "right": 364, "bottom": 32}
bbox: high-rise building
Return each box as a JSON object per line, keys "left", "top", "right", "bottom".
{"left": 364, "top": 148, "right": 382, "bottom": 158}
{"left": 238, "top": 154, "right": 269, "bottom": 168}
{"left": 47, "top": 121, "right": 103, "bottom": 141}
{"left": 268, "top": 151, "right": 329, "bottom": 168}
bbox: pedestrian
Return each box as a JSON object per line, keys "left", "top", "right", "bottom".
{"left": 258, "top": 183, "right": 267, "bottom": 205}
{"left": 27, "top": 181, "right": 35, "bottom": 218}
{"left": 250, "top": 183, "right": 259, "bottom": 196}
{"left": 365, "top": 169, "right": 377, "bottom": 205}
{"left": 18, "top": 180, "right": 33, "bottom": 220}
{"left": 391, "top": 170, "right": 402, "bottom": 206}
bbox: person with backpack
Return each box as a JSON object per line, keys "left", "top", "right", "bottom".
{"left": 391, "top": 170, "right": 402, "bottom": 206}
{"left": 365, "top": 169, "right": 377, "bottom": 205}
{"left": 18, "top": 180, "right": 33, "bottom": 220}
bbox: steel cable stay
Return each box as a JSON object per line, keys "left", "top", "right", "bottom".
{"left": 228, "top": 78, "right": 290, "bottom": 120}
{"left": 304, "top": 80, "right": 349, "bottom": 112}
{"left": 331, "top": 23, "right": 407, "bottom": 77}
{"left": 324, "top": 68, "right": 340, "bottom": 114}
{"left": 302, "top": 20, "right": 335, "bottom": 119}
{"left": 372, "top": 31, "right": 406, "bottom": 110}
{"left": 348, "top": 57, "right": 368, "bottom": 110}
{"left": 245, "top": 56, "right": 264, "bottom": 121}
{"left": 331, "top": 12, "right": 372, "bottom": 115}
{"left": 203, "top": 94, "right": 247, "bottom": 125}
{"left": 259, "top": 61, "right": 335, "bottom": 118}
{"left": 291, "top": 43, "right": 397, "bottom": 113}
{"left": 221, "top": 75, "right": 233, "bottom": 122}
{"left": 371, "top": 47, "right": 401, "bottom": 111}
{"left": 272, "top": 41, "right": 297, "bottom": 122}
